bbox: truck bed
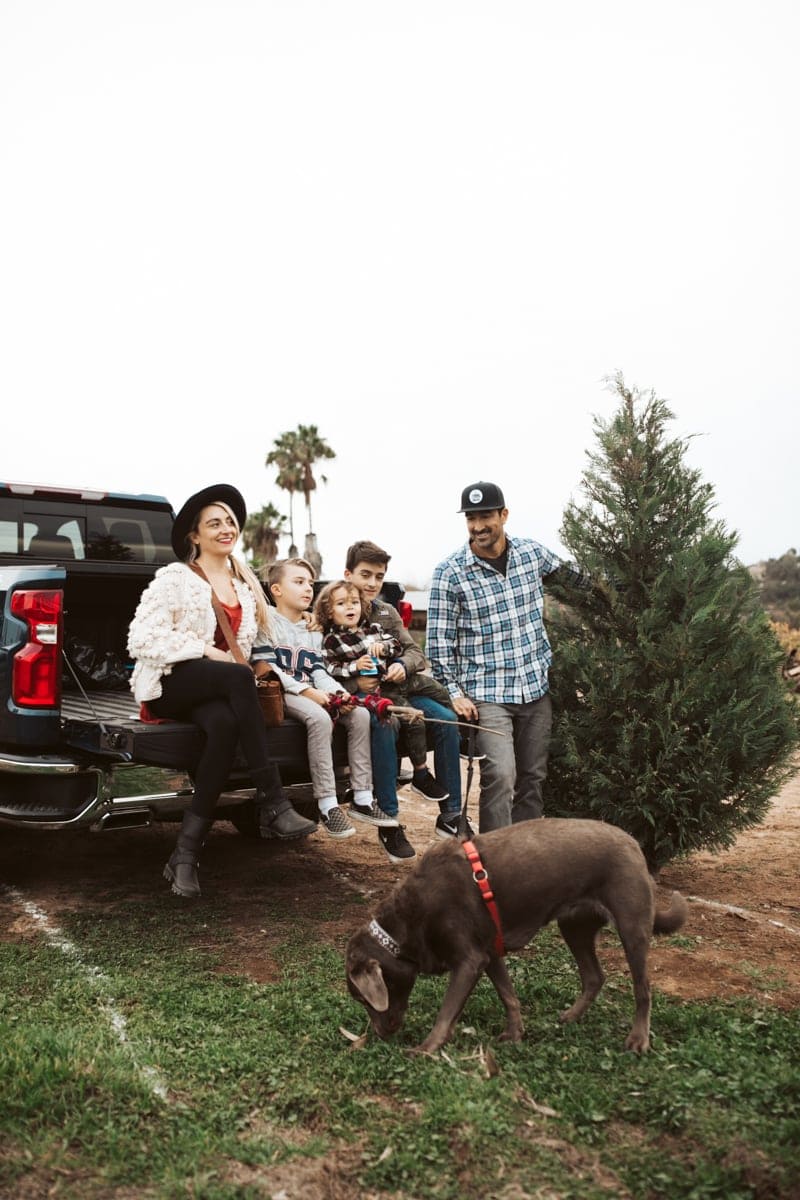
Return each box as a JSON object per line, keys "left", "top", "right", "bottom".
{"left": 59, "top": 688, "right": 341, "bottom": 784}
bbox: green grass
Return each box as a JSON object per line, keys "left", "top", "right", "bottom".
{"left": 1, "top": 914, "right": 798, "bottom": 1199}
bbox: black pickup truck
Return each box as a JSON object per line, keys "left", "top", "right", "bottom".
{"left": 0, "top": 481, "right": 409, "bottom": 837}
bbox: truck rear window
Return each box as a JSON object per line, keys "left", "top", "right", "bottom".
{"left": 0, "top": 499, "right": 175, "bottom": 565}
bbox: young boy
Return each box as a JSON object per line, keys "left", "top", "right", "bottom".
{"left": 251, "top": 558, "right": 398, "bottom": 839}
{"left": 343, "top": 540, "right": 470, "bottom": 858}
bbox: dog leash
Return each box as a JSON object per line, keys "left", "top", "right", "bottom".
{"left": 462, "top": 839, "right": 505, "bottom": 957}
{"left": 456, "top": 718, "right": 480, "bottom": 839}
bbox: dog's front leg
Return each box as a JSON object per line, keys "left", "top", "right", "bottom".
{"left": 411, "top": 957, "right": 486, "bottom": 1055}
{"left": 485, "top": 956, "right": 523, "bottom": 1042}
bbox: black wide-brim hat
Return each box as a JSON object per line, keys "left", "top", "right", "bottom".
{"left": 171, "top": 483, "right": 247, "bottom": 558}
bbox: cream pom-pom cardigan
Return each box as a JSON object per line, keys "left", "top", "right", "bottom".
{"left": 127, "top": 562, "right": 260, "bottom": 703}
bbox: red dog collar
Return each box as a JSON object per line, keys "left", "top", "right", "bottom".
{"left": 462, "top": 840, "right": 505, "bottom": 957}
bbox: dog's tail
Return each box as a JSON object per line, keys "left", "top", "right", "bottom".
{"left": 653, "top": 890, "right": 689, "bottom": 935}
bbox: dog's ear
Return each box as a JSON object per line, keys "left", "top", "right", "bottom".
{"left": 349, "top": 959, "right": 390, "bottom": 1011}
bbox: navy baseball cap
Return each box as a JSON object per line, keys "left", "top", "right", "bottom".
{"left": 458, "top": 481, "right": 506, "bottom": 512}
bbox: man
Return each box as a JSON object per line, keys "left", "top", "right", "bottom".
{"left": 344, "top": 540, "right": 468, "bottom": 861}
{"left": 427, "top": 482, "right": 589, "bottom": 832}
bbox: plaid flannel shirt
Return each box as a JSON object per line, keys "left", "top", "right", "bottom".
{"left": 427, "top": 536, "right": 590, "bottom": 704}
{"left": 321, "top": 622, "right": 402, "bottom": 683}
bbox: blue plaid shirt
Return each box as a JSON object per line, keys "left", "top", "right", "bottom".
{"left": 427, "top": 537, "right": 588, "bottom": 704}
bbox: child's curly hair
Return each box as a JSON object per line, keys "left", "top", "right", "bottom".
{"left": 311, "top": 580, "right": 367, "bottom": 632}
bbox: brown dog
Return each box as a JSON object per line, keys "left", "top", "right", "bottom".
{"left": 346, "top": 819, "right": 688, "bottom": 1055}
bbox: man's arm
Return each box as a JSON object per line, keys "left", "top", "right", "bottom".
{"left": 426, "top": 567, "right": 463, "bottom": 698}
{"left": 426, "top": 567, "right": 479, "bottom": 719}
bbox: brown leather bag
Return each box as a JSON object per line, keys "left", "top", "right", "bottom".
{"left": 189, "top": 562, "right": 285, "bottom": 727}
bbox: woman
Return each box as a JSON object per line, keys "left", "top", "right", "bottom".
{"left": 127, "top": 483, "right": 316, "bottom": 897}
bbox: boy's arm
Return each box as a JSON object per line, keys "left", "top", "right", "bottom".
{"left": 371, "top": 603, "right": 426, "bottom": 677}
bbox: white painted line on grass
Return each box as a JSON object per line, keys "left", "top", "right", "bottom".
{"left": 688, "top": 894, "right": 800, "bottom": 937}
{"left": 1, "top": 884, "right": 169, "bottom": 1101}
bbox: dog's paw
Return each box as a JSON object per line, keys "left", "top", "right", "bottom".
{"left": 407, "top": 1044, "right": 438, "bottom": 1058}
{"left": 624, "top": 1031, "right": 650, "bottom": 1054}
{"left": 497, "top": 1026, "right": 523, "bottom": 1043}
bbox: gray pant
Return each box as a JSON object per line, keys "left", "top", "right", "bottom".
{"left": 475, "top": 693, "right": 552, "bottom": 831}
{"left": 283, "top": 693, "right": 372, "bottom": 802}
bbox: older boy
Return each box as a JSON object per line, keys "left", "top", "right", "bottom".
{"left": 251, "top": 558, "right": 397, "bottom": 839}
{"left": 344, "top": 540, "right": 469, "bottom": 861}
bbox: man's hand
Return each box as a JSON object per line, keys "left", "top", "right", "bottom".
{"left": 384, "top": 663, "right": 407, "bottom": 684}
{"left": 453, "top": 695, "right": 478, "bottom": 721}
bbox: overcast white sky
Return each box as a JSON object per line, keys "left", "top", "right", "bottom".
{"left": 2, "top": 1, "right": 797, "bottom": 585}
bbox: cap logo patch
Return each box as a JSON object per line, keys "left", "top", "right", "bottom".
{"left": 468, "top": 488, "right": 484, "bottom": 505}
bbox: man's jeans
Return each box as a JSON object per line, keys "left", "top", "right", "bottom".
{"left": 409, "top": 693, "right": 461, "bottom": 814}
{"left": 475, "top": 693, "right": 552, "bottom": 831}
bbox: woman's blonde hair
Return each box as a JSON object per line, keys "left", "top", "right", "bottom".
{"left": 311, "top": 580, "right": 366, "bottom": 632}
{"left": 187, "top": 501, "right": 270, "bottom": 629}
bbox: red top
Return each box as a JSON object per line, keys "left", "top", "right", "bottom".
{"left": 213, "top": 600, "right": 242, "bottom": 650}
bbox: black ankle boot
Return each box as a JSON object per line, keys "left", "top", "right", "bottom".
{"left": 258, "top": 796, "right": 318, "bottom": 839}
{"left": 254, "top": 764, "right": 317, "bottom": 840}
{"left": 163, "top": 812, "right": 213, "bottom": 897}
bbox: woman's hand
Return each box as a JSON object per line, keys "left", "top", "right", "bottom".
{"left": 303, "top": 687, "right": 332, "bottom": 707}
{"left": 204, "top": 644, "right": 231, "bottom": 662}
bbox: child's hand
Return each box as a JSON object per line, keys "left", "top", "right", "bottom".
{"left": 367, "top": 640, "right": 388, "bottom": 658}
{"left": 356, "top": 654, "right": 376, "bottom": 672}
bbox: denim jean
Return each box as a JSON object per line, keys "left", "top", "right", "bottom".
{"left": 475, "top": 693, "right": 552, "bottom": 831}
{"left": 409, "top": 693, "right": 461, "bottom": 814}
{"left": 369, "top": 712, "right": 401, "bottom": 817}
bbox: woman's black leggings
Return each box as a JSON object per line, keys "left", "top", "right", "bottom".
{"left": 149, "top": 660, "right": 276, "bottom": 818}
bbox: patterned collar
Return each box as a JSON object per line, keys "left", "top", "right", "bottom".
{"left": 368, "top": 918, "right": 400, "bottom": 958}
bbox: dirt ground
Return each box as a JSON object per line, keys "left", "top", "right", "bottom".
{"left": 2, "top": 757, "right": 799, "bottom": 1012}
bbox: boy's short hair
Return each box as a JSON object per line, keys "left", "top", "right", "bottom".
{"left": 345, "top": 540, "right": 391, "bottom": 573}
{"left": 267, "top": 557, "right": 316, "bottom": 593}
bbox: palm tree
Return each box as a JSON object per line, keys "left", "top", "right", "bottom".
{"left": 242, "top": 503, "right": 286, "bottom": 578}
{"left": 266, "top": 432, "right": 303, "bottom": 555}
{"left": 293, "top": 423, "right": 336, "bottom": 533}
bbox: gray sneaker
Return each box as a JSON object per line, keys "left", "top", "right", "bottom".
{"left": 349, "top": 799, "right": 399, "bottom": 828}
{"left": 320, "top": 806, "right": 356, "bottom": 839}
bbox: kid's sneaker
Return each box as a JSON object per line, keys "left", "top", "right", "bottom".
{"left": 408, "top": 772, "right": 450, "bottom": 802}
{"left": 349, "top": 798, "right": 399, "bottom": 828}
{"left": 320, "top": 806, "right": 356, "bottom": 839}
{"left": 435, "top": 811, "right": 476, "bottom": 840}
{"left": 378, "top": 825, "right": 416, "bottom": 862}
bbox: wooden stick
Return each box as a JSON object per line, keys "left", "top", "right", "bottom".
{"left": 386, "top": 705, "right": 507, "bottom": 737}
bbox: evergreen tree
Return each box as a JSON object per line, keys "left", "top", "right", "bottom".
{"left": 546, "top": 373, "right": 799, "bottom": 871}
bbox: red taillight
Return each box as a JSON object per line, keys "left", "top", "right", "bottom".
{"left": 397, "top": 599, "right": 413, "bottom": 629}
{"left": 10, "top": 590, "right": 63, "bottom": 708}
